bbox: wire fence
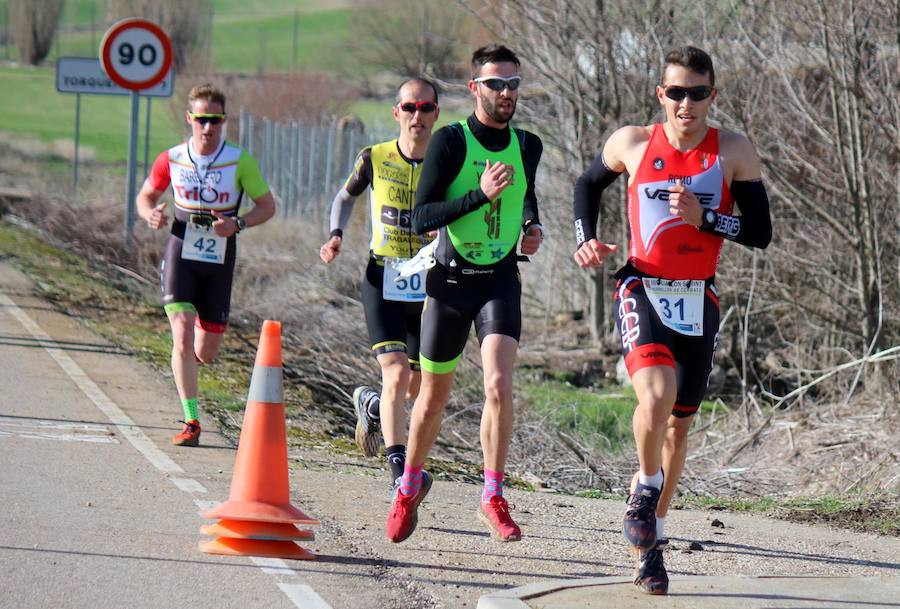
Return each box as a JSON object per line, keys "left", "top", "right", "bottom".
{"left": 238, "top": 108, "right": 395, "bottom": 227}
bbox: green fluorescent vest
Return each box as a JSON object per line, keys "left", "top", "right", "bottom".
{"left": 444, "top": 121, "right": 526, "bottom": 265}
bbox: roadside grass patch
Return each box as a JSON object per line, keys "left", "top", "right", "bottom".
{"left": 674, "top": 493, "right": 900, "bottom": 536}
{"left": 522, "top": 381, "right": 636, "bottom": 453}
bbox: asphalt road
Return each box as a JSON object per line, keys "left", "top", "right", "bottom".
{"left": 2, "top": 259, "right": 899, "bottom": 609}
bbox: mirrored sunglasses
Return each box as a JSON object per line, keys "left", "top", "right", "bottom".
{"left": 398, "top": 101, "right": 438, "bottom": 114}
{"left": 473, "top": 76, "right": 522, "bottom": 91}
{"left": 189, "top": 113, "right": 226, "bottom": 125}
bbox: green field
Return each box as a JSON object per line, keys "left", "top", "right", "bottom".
{"left": 0, "top": 1, "right": 369, "bottom": 74}
{"left": 0, "top": 66, "right": 182, "bottom": 163}
{"left": 0, "top": 1, "right": 467, "bottom": 164}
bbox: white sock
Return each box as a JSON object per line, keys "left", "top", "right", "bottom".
{"left": 638, "top": 469, "right": 664, "bottom": 490}
{"left": 656, "top": 516, "right": 666, "bottom": 539}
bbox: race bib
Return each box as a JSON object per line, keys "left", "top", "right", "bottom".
{"left": 642, "top": 278, "right": 705, "bottom": 336}
{"left": 181, "top": 222, "right": 226, "bottom": 264}
{"left": 383, "top": 260, "right": 426, "bottom": 302}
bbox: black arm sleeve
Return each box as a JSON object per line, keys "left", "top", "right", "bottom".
{"left": 412, "top": 125, "right": 487, "bottom": 233}
{"left": 519, "top": 129, "right": 543, "bottom": 229}
{"left": 702, "top": 179, "right": 772, "bottom": 248}
{"left": 573, "top": 153, "right": 622, "bottom": 248}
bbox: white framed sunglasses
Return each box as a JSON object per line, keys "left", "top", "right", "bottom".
{"left": 472, "top": 75, "right": 522, "bottom": 91}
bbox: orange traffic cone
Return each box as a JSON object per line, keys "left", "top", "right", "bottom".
{"left": 200, "top": 320, "right": 319, "bottom": 560}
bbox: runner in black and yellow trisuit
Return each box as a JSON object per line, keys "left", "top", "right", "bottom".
{"left": 385, "top": 45, "right": 544, "bottom": 545}
{"left": 319, "top": 79, "right": 440, "bottom": 491}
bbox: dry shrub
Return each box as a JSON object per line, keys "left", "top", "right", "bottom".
{"left": 159, "top": 72, "right": 358, "bottom": 134}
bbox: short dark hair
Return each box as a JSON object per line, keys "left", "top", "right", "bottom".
{"left": 471, "top": 44, "right": 520, "bottom": 78}
{"left": 188, "top": 83, "right": 226, "bottom": 112}
{"left": 396, "top": 78, "right": 439, "bottom": 105}
{"left": 663, "top": 46, "right": 715, "bottom": 86}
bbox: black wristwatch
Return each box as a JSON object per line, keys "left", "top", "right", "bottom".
{"left": 235, "top": 216, "right": 247, "bottom": 233}
{"left": 700, "top": 209, "right": 717, "bottom": 231}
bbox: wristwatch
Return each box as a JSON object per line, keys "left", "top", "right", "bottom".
{"left": 700, "top": 209, "right": 717, "bottom": 231}
{"left": 235, "top": 216, "right": 247, "bottom": 233}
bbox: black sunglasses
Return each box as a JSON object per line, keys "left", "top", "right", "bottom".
{"left": 189, "top": 113, "right": 226, "bottom": 125}
{"left": 398, "top": 101, "right": 438, "bottom": 114}
{"left": 473, "top": 76, "right": 522, "bottom": 91}
{"left": 662, "top": 85, "right": 713, "bottom": 102}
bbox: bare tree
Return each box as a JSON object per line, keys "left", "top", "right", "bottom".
{"left": 106, "top": 0, "right": 209, "bottom": 71}
{"left": 461, "top": 0, "right": 897, "bottom": 403}
{"left": 10, "top": 0, "right": 63, "bottom": 65}
{"left": 349, "top": 0, "right": 474, "bottom": 81}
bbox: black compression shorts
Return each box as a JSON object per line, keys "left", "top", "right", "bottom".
{"left": 160, "top": 232, "right": 236, "bottom": 333}
{"left": 614, "top": 267, "right": 719, "bottom": 418}
{"left": 419, "top": 261, "right": 521, "bottom": 374}
{"left": 361, "top": 257, "right": 424, "bottom": 369}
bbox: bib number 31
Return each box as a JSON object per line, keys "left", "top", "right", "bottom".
{"left": 642, "top": 278, "right": 705, "bottom": 336}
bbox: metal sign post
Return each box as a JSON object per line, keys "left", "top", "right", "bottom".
{"left": 99, "top": 19, "right": 173, "bottom": 242}
{"left": 56, "top": 57, "right": 174, "bottom": 197}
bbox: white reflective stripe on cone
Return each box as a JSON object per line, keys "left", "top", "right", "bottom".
{"left": 247, "top": 366, "right": 284, "bottom": 403}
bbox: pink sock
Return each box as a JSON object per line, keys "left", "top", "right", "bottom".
{"left": 482, "top": 468, "right": 504, "bottom": 503}
{"left": 399, "top": 463, "right": 424, "bottom": 497}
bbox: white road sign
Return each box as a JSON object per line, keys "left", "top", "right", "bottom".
{"left": 56, "top": 57, "right": 173, "bottom": 97}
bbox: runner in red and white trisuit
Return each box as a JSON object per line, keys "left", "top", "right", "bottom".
{"left": 572, "top": 46, "right": 772, "bottom": 595}
{"left": 136, "top": 83, "right": 275, "bottom": 448}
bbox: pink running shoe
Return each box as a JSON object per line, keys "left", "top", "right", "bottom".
{"left": 478, "top": 496, "right": 522, "bottom": 541}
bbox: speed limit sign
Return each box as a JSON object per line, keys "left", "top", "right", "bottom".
{"left": 100, "top": 19, "right": 172, "bottom": 91}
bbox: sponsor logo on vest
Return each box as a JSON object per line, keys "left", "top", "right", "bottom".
{"left": 644, "top": 188, "right": 715, "bottom": 206}
{"left": 380, "top": 206, "right": 412, "bottom": 228}
{"left": 677, "top": 243, "right": 704, "bottom": 254}
{"left": 174, "top": 185, "right": 230, "bottom": 204}
{"left": 388, "top": 186, "right": 415, "bottom": 205}
{"left": 667, "top": 174, "right": 692, "bottom": 185}
{"left": 653, "top": 158, "right": 664, "bottom": 170}
{"left": 484, "top": 198, "right": 502, "bottom": 239}
{"left": 461, "top": 268, "right": 494, "bottom": 275}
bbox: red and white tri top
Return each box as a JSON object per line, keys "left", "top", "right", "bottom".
{"left": 627, "top": 124, "right": 734, "bottom": 279}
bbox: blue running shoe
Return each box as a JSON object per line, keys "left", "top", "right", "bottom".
{"left": 623, "top": 481, "right": 661, "bottom": 549}
{"left": 634, "top": 539, "right": 669, "bottom": 595}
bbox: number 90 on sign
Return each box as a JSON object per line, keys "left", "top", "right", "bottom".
{"left": 100, "top": 19, "right": 172, "bottom": 90}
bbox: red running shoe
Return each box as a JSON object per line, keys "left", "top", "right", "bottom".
{"left": 385, "top": 471, "right": 432, "bottom": 543}
{"left": 478, "top": 496, "right": 522, "bottom": 541}
{"left": 172, "top": 419, "right": 201, "bottom": 447}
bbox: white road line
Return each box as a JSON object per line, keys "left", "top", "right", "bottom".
{"left": 171, "top": 477, "right": 208, "bottom": 494}
{"left": 0, "top": 430, "right": 119, "bottom": 443}
{"left": 0, "top": 416, "right": 113, "bottom": 432}
{"left": 277, "top": 584, "right": 334, "bottom": 609}
{"left": 0, "top": 292, "right": 185, "bottom": 475}
{"left": 251, "top": 557, "right": 296, "bottom": 576}
{"left": 194, "top": 499, "right": 222, "bottom": 514}
{"left": 1, "top": 290, "right": 332, "bottom": 609}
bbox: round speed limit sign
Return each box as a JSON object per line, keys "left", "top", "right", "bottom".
{"left": 100, "top": 19, "right": 172, "bottom": 91}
